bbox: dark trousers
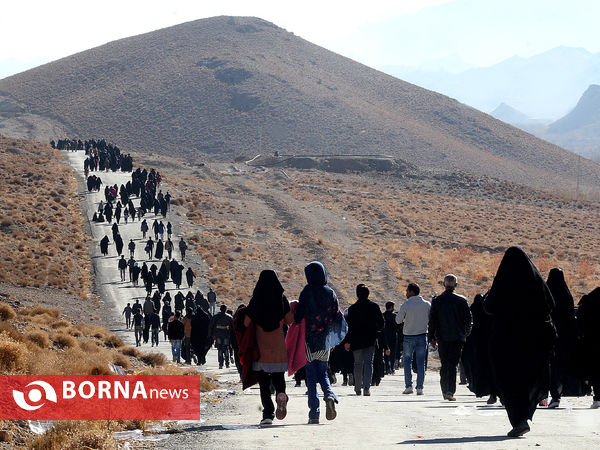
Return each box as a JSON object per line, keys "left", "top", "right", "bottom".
{"left": 257, "top": 371, "right": 286, "bottom": 420}
{"left": 592, "top": 378, "right": 600, "bottom": 401}
{"left": 437, "top": 341, "right": 464, "bottom": 396}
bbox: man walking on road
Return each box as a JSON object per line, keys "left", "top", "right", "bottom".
{"left": 118, "top": 255, "right": 128, "bottom": 281}
{"left": 133, "top": 309, "right": 144, "bottom": 347}
{"left": 207, "top": 287, "right": 217, "bottom": 315}
{"left": 396, "top": 283, "right": 431, "bottom": 395}
{"left": 209, "top": 305, "right": 234, "bottom": 369}
{"left": 344, "top": 284, "right": 384, "bottom": 396}
{"left": 428, "top": 274, "right": 472, "bottom": 401}
{"left": 128, "top": 239, "right": 135, "bottom": 258}
{"left": 122, "top": 303, "right": 132, "bottom": 329}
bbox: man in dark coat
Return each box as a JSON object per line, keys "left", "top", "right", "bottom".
{"left": 483, "top": 247, "right": 556, "bottom": 437}
{"left": 383, "top": 302, "right": 398, "bottom": 375}
{"left": 576, "top": 287, "right": 600, "bottom": 409}
{"left": 428, "top": 274, "right": 472, "bottom": 401}
{"left": 461, "top": 294, "right": 498, "bottom": 404}
{"left": 343, "top": 284, "right": 384, "bottom": 396}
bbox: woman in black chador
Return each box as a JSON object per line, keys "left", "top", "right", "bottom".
{"left": 461, "top": 293, "right": 498, "bottom": 404}
{"left": 577, "top": 287, "right": 600, "bottom": 409}
{"left": 545, "top": 268, "right": 587, "bottom": 407}
{"left": 483, "top": 247, "right": 556, "bottom": 438}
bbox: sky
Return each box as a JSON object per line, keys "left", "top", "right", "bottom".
{"left": 2, "top": 0, "right": 600, "bottom": 78}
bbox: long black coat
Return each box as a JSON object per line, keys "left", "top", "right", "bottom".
{"left": 461, "top": 294, "right": 496, "bottom": 397}
{"left": 547, "top": 268, "right": 589, "bottom": 397}
{"left": 99, "top": 236, "right": 110, "bottom": 255}
{"left": 483, "top": 247, "right": 556, "bottom": 428}
{"left": 155, "top": 240, "right": 164, "bottom": 259}
{"left": 577, "top": 287, "right": 600, "bottom": 381}
{"left": 191, "top": 309, "right": 211, "bottom": 365}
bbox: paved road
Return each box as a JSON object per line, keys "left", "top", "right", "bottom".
{"left": 66, "top": 150, "right": 190, "bottom": 359}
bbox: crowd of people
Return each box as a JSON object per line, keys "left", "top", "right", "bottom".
{"left": 68, "top": 140, "right": 600, "bottom": 437}
{"left": 229, "top": 248, "right": 599, "bottom": 437}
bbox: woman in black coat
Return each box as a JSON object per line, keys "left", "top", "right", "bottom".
{"left": 577, "top": 287, "right": 600, "bottom": 408}
{"left": 484, "top": 247, "right": 556, "bottom": 437}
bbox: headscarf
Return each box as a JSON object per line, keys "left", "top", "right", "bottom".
{"left": 299, "top": 261, "right": 345, "bottom": 352}
{"left": 484, "top": 246, "right": 554, "bottom": 320}
{"left": 246, "top": 270, "right": 290, "bottom": 332}
{"left": 546, "top": 268, "right": 575, "bottom": 336}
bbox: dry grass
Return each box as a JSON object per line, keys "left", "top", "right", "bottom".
{"left": 52, "top": 332, "right": 77, "bottom": 349}
{"left": 103, "top": 334, "right": 125, "bottom": 348}
{"left": 19, "top": 305, "right": 61, "bottom": 318}
{"left": 0, "top": 301, "right": 16, "bottom": 320}
{"left": 0, "top": 331, "right": 28, "bottom": 372}
{"left": 0, "top": 136, "right": 92, "bottom": 298}
{"left": 119, "top": 346, "right": 140, "bottom": 357}
{"left": 168, "top": 162, "right": 600, "bottom": 306}
{"left": 25, "top": 330, "right": 51, "bottom": 348}
{"left": 139, "top": 352, "right": 168, "bottom": 367}
{"left": 27, "top": 421, "right": 117, "bottom": 450}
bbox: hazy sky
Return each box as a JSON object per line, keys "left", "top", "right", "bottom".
{"left": 2, "top": 0, "right": 600, "bottom": 76}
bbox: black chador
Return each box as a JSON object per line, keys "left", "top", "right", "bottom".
{"left": 483, "top": 247, "right": 556, "bottom": 437}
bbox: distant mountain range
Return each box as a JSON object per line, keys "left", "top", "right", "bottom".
{"left": 385, "top": 46, "right": 600, "bottom": 121}
{"left": 1, "top": 16, "right": 599, "bottom": 192}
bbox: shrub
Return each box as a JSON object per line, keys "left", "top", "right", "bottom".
{"left": 25, "top": 330, "right": 50, "bottom": 348}
{"left": 139, "top": 352, "right": 167, "bottom": 367}
{"left": 49, "top": 320, "right": 71, "bottom": 329}
{"left": 19, "top": 306, "right": 61, "bottom": 318}
{"left": 103, "top": 334, "right": 124, "bottom": 348}
{"left": 0, "top": 332, "right": 27, "bottom": 373}
{"left": 119, "top": 346, "right": 139, "bottom": 357}
{"left": 0, "top": 302, "right": 16, "bottom": 320}
{"left": 0, "top": 321, "right": 25, "bottom": 342}
{"left": 52, "top": 333, "right": 77, "bottom": 348}
{"left": 78, "top": 340, "right": 101, "bottom": 353}
{"left": 112, "top": 353, "right": 131, "bottom": 369}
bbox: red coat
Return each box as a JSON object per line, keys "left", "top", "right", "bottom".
{"left": 233, "top": 307, "right": 260, "bottom": 390}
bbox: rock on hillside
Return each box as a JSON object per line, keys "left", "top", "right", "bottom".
{"left": 1, "top": 16, "right": 599, "bottom": 192}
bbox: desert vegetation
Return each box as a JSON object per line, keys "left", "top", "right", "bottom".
{"left": 0, "top": 136, "right": 91, "bottom": 297}
{"left": 163, "top": 159, "right": 600, "bottom": 307}
{"left": 0, "top": 293, "right": 215, "bottom": 447}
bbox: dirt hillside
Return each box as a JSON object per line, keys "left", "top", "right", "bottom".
{"left": 1, "top": 16, "right": 599, "bottom": 193}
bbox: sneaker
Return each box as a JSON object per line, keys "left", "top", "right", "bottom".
{"left": 219, "top": 365, "right": 223, "bottom": 369}
{"left": 308, "top": 418, "right": 319, "bottom": 424}
{"left": 591, "top": 401, "right": 600, "bottom": 409}
{"left": 548, "top": 399, "right": 560, "bottom": 409}
{"left": 275, "top": 393, "right": 288, "bottom": 420}
{"left": 507, "top": 421, "right": 530, "bottom": 437}
{"left": 538, "top": 398, "right": 548, "bottom": 407}
{"left": 295, "top": 381, "right": 301, "bottom": 387}
{"left": 403, "top": 387, "right": 414, "bottom": 395}
{"left": 363, "top": 389, "right": 371, "bottom": 396}
{"left": 487, "top": 395, "right": 497, "bottom": 405}
{"left": 416, "top": 389, "right": 424, "bottom": 395}
{"left": 445, "top": 393, "right": 456, "bottom": 401}
{"left": 325, "top": 398, "right": 337, "bottom": 421}
{"left": 259, "top": 418, "right": 273, "bottom": 426}
{"left": 355, "top": 389, "right": 362, "bottom": 396}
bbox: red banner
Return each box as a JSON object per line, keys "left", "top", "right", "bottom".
{"left": 0, "top": 375, "right": 201, "bottom": 420}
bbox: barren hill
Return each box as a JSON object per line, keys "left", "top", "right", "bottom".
{"left": 1, "top": 16, "right": 599, "bottom": 192}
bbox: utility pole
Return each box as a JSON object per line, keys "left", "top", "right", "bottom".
{"left": 576, "top": 154, "right": 581, "bottom": 201}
